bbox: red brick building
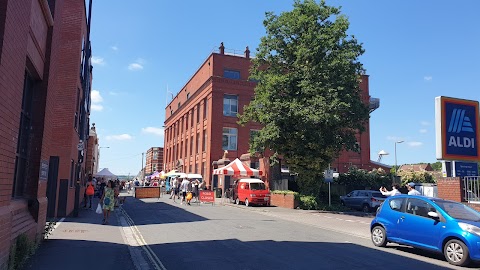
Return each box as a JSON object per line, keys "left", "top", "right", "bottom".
{"left": 0, "top": 0, "right": 93, "bottom": 267}
{"left": 163, "top": 43, "right": 385, "bottom": 191}
{"left": 145, "top": 147, "right": 164, "bottom": 175}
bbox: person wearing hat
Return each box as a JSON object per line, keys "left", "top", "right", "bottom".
{"left": 406, "top": 182, "right": 421, "bottom": 195}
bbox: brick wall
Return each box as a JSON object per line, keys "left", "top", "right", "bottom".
{"left": 270, "top": 193, "right": 299, "bottom": 209}
{"left": 0, "top": 0, "right": 56, "bottom": 266}
{"left": 437, "top": 177, "right": 463, "bottom": 202}
{"left": 45, "top": 0, "right": 87, "bottom": 217}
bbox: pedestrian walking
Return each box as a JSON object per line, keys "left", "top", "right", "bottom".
{"left": 84, "top": 177, "right": 95, "bottom": 209}
{"left": 100, "top": 180, "right": 116, "bottom": 225}
{"left": 170, "top": 177, "right": 179, "bottom": 202}
{"left": 180, "top": 177, "right": 190, "bottom": 205}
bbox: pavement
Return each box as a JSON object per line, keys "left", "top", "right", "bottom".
{"left": 22, "top": 195, "right": 145, "bottom": 270}
{"left": 22, "top": 191, "right": 374, "bottom": 270}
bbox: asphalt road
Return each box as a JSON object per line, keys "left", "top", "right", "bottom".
{"left": 122, "top": 197, "right": 475, "bottom": 270}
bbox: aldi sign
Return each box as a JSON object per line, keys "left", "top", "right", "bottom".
{"left": 436, "top": 96, "right": 480, "bottom": 161}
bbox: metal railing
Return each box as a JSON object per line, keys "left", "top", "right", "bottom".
{"left": 463, "top": 176, "right": 480, "bottom": 203}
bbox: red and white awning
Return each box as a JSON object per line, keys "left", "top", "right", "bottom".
{"left": 212, "top": 158, "right": 263, "bottom": 177}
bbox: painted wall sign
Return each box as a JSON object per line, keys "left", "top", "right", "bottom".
{"left": 39, "top": 160, "right": 49, "bottom": 181}
{"left": 436, "top": 96, "right": 480, "bottom": 161}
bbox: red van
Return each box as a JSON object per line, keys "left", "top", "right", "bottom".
{"left": 233, "top": 178, "right": 270, "bottom": 207}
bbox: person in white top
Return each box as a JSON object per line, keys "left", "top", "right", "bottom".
{"left": 180, "top": 178, "right": 190, "bottom": 205}
{"left": 379, "top": 184, "right": 402, "bottom": 196}
{"left": 406, "top": 182, "right": 421, "bottom": 195}
{"left": 170, "top": 177, "right": 178, "bottom": 202}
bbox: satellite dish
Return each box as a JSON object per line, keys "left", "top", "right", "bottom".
{"left": 378, "top": 150, "right": 389, "bottom": 155}
{"left": 377, "top": 150, "right": 389, "bottom": 162}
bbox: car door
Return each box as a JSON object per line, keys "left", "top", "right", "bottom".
{"left": 344, "top": 191, "right": 357, "bottom": 207}
{"left": 355, "top": 191, "right": 368, "bottom": 209}
{"left": 382, "top": 197, "right": 406, "bottom": 239}
{"left": 396, "top": 198, "right": 444, "bottom": 250}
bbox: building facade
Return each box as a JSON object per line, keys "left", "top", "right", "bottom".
{"left": 86, "top": 124, "right": 100, "bottom": 176}
{"left": 163, "top": 43, "right": 384, "bottom": 190}
{"left": 145, "top": 147, "right": 164, "bottom": 175}
{"left": 0, "top": 0, "right": 93, "bottom": 268}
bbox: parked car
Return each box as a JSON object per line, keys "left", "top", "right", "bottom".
{"left": 232, "top": 178, "right": 270, "bottom": 207}
{"left": 370, "top": 195, "right": 480, "bottom": 267}
{"left": 340, "top": 190, "right": 386, "bottom": 212}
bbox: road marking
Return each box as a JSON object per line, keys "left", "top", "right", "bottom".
{"left": 120, "top": 208, "right": 167, "bottom": 270}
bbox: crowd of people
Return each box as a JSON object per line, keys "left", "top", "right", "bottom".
{"left": 169, "top": 176, "right": 205, "bottom": 205}
{"left": 83, "top": 174, "right": 122, "bottom": 225}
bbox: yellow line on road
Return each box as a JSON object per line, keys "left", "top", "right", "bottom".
{"left": 120, "top": 208, "right": 167, "bottom": 270}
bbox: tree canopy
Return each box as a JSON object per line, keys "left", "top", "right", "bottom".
{"left": 240, "top": 0, "right": 369, "bottom": 179}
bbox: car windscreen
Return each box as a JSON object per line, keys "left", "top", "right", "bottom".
{"left": 250, "top": 183, "right": 266, "bottom": 190}
{"left": 371, "top": 192, "right": 387, "bottom": 198}
{"left": 434, "top": 200, "right": 480, "bottom": 221}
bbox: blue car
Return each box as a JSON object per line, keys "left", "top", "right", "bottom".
{"left": 370, "top": 195, "right": 480, "bottom": 267}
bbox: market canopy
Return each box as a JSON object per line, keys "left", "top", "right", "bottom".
{"left": 213, "top": 158, "right": 262, "bottom": 177}
{"left": 150, "top": 170, "right": 164, "bottom": 179}
{"left": 94, "top": 168, "right": 116, "bottom": 178}
{"left": 161, "top": 170, "right": 181, "bottom": 179}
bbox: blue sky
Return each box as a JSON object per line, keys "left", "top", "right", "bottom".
{"left": 89, "top": 0, "right": 480, "bottom": 176}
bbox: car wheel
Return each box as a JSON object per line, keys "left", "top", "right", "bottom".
{"left": 245, "top": 199, "right": 249, "bottom": 207}
{"left": 235, "top": 198, "right": 240, "bottom": 205}
{"left": 444, "top": 239, "right": 471, "bottom": 266}
{"left": 362, "top": 204, "right": 371, "bottom": 213}
{"left": 371, "top": 226, "right": 387, "bottom": 247}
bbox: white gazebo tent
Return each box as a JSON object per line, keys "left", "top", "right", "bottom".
{"left": 94, "top": 168, "right": 117, "bottom": 179}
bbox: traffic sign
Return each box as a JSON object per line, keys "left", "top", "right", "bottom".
{"left": 324, "top": 169, "right": 334, "bottom": 183}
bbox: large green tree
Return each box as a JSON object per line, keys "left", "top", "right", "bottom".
{"left": 240, "top": 0, "right": 369, "bottom": 186}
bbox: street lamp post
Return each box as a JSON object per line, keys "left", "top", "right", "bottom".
{"left": 394, "top": 140, "right": 404, "bottom": 179}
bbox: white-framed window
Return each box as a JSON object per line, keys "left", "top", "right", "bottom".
{"left": 222, "top": 127, "right": 237, "bottom": 150}
{"left": 223, "top": 95, "right": 238, "bottom": 117}
{"left": 153, "top": 151, "right": 158, "bottom": 160}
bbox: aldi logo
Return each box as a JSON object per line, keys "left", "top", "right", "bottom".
{"left": 448, "top": 109, "right": 474, "bottom": 133}
{"left": 436, "top": 96, "right": 480, "bottom": 161}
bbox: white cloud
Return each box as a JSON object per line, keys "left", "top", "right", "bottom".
{"left": 91, "top": 56, "right": 106, "bottom": 66}
{"left": 142, "top": 127, "right": 164, "bottom": 136}
{"left": 420, "top": 121, "right": 430, "bottom": 126}
{"left": 424, "top": 76, "right": 432, "bottom": 81}
{"left": 407, "top": 141, "right": 423, "bottom": 147}
{"left": 128, "top": 63, "right": 143, "bottom": 71}
{"left": 91, "top": 90, "right": 103, "bottom": 103}
{"left": 109, "top": 91, "right": 119, "bottom": 96}
{"left": 128, "top": 58, "right": 146, "bottom": 71}
{"left": 91, "top": 90, "right": 104, "bottom": 112}
{"left": 111, "top": 46, "right": 118, "bottom": 51}
{"left": 419, "top": 129, "right": 427, "bottom": 134}
{"left": 91, "top": 104, "right": 103, "bottom": 111}
{"left": 106, "top": 134, "right": 133, "bottom": 141}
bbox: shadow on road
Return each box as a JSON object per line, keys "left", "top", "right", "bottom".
{"left": 24, "top": 238, "right": 462, "bottom": 270}
{"left": 149, "top": 239, "right": 458, "bottom": 270}
{"left": 121, "top": 196, "right": 208, "bottom": 225}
